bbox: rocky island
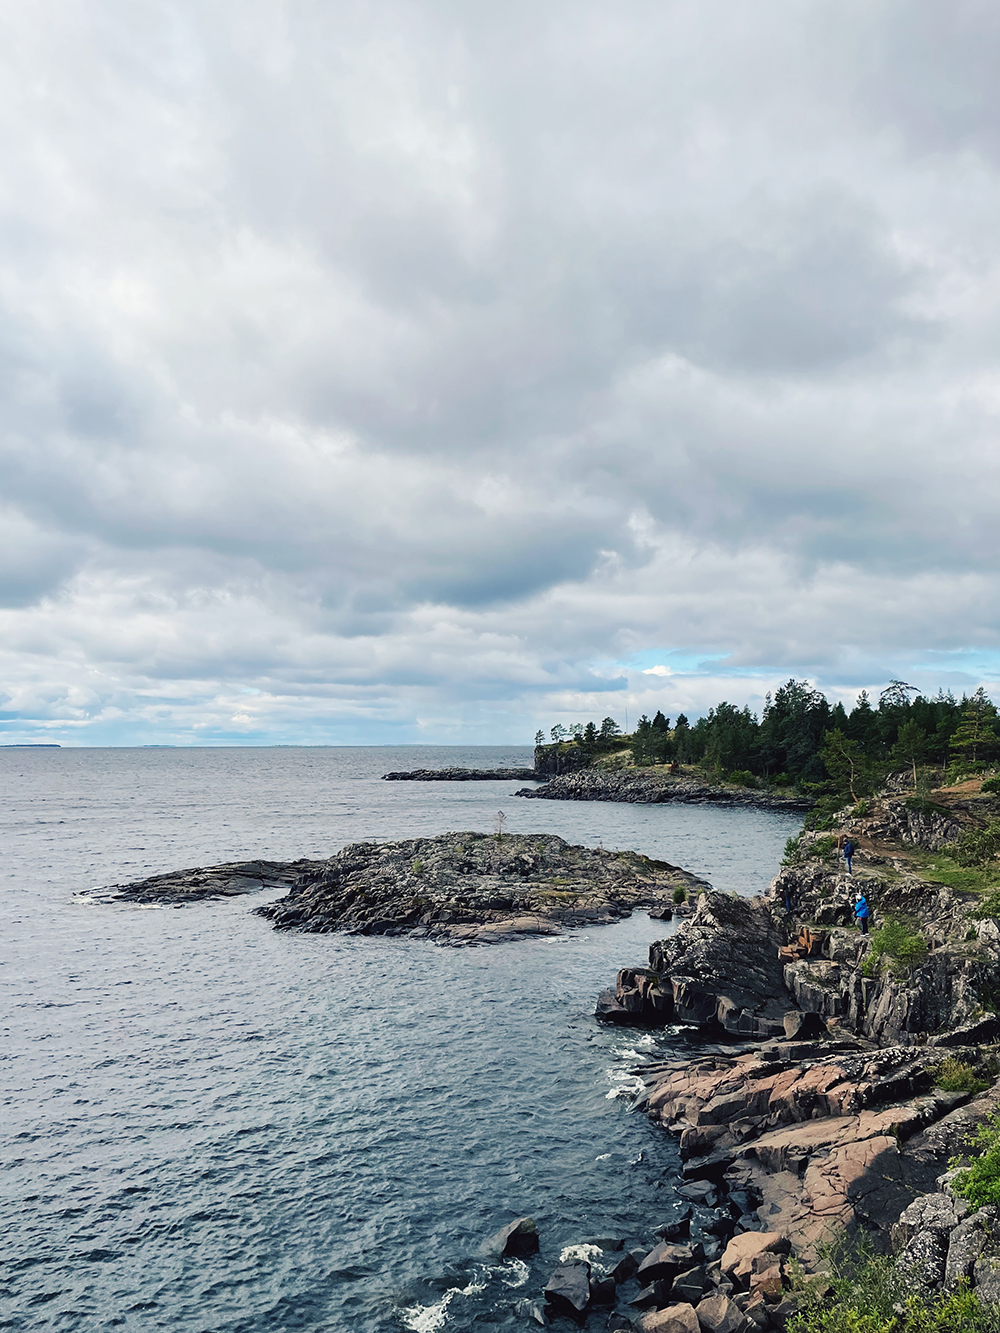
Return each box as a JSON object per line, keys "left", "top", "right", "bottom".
{"left": 98, "top": 832, "right": 708, "bottom": 945}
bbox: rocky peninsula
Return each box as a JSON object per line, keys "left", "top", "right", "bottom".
{"left": 516, "top": 768, "right": 812, "bottom": 812}
{"left": 383, "top": 766, "right": 537, "bottom": 781}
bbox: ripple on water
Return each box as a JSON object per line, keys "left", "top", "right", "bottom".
{"left": 0, "top": 747, "right": 801, "bottom": 1332}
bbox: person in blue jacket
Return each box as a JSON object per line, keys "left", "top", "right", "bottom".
{"left": 854, "top": 891, "right": 870, "bottom": 935}
{"left": 843, "top": 838, "right": 854, "bottom": 874}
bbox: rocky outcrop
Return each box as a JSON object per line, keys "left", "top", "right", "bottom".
{"left": 96, "top": 859, "right": 320, "bottom": 903}
{"left": 597, "top": 891, "right": 805, "bottom": 1039}
{"left": 771, "top": 860, "right": 1000, "bottom": 1047}
{"left": 863, "top": 798, "right": 964, "bottom": 851}
{"left": 254, "top": 832, "right": 709, "bottom": 944}
{"left": 887, "top": 1176, "right": 1000, "bottom": 1304}
{"left": 626, "top": 1040, "right": 1000, "bottom": 1265}
{"left": 517, "top": 769, "right": 812, "bottom": 810}
{"left": 382, "top": 767, "right": 536, "bottom": 781}
{"left": 529, "top": 1230, "right": 803, "bottom": 1331}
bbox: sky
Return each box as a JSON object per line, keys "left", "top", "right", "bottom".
{"left": 2, "top": 0, "right": 1000, "bottom": 746}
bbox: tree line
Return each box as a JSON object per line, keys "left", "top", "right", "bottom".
{"left": 536, "top": 679, "right": 1000, "bottom": 799}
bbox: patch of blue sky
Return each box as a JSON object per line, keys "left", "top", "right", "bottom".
{"left": 908, "top": 649, "right": 1000, "bottom": 681}
{"left": 614, "top": 649, "right": 744, "bottom": 676}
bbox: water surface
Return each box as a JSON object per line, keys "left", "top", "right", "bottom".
{"left": 1, "top": 747, "right": 802, "bottom": 1332}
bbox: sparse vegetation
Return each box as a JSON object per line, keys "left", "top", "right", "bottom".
{"left": 787, "top": 1234, "right": 1000, "bottom": 1333}
{"left": 932, "top": 1057, "right": 989, "bottom": 1095}
{"left": 861, "top": 915, "right": 928, "bottom": 980}
{"left": 908, "top": 850, "right": 1000, "bottom": 897}
{"left": 672, "top": 885, "right": 687, "bottom": 905}
{"left": 783, "top": 834, "right": 805, "bottom": 866}
{"left": 952, "top": 1107, "right": 1000, "bottom": 1209}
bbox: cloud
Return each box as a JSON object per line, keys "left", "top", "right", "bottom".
{"left": 1, "top": 1, "right": 1000, "bottom": 742}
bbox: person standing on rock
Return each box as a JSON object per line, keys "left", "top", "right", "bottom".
{"left": 843, "top": 837, "right": 854, "bottom": 874}
{"left": 854, "top": 891, "right": 870, "bottom": 935}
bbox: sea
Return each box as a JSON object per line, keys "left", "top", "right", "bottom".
{"left": 0, "top": 746, "right": 802, "bottom": 1333}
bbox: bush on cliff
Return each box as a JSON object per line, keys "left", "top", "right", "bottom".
{"left": 954, "top": 820, "right": 1000, "bottom": 869}
{"left": 953, "top": 1107, "right": 1000, "bottom": 1209}
{"left": 788, "top": 1236, "right": 1000, "bottom": 1333}
{"left": 861, "top": 915, "right": 928, "bottom": 980}
{"left": 932, "top": 1057, "right": 989, "bottom": 1095}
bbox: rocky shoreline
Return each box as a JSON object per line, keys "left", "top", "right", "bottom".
{"left": 515, "top": 769, "right": 813, "bottom": 812}
{"left": 555, "top": 782, "right": 1000, "bottom": 1330}
{"left": 382, "top": 766, "right": 537, "bottom": 781}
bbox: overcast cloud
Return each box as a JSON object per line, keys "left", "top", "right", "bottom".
{"left": 1, "top": 0, "right": 999, "bottom": 744}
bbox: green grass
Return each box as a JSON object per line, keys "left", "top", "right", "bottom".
{"left": 907, "top": 849, "right": 1000, "bottom": 896}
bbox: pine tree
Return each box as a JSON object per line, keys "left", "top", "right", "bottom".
{"left": 949, "top": 688, "right": 1000, "bottom": 779}
{"left": 822, "top": 729, "right": 879, "bottom": 803}
{"left": 891, "top": 719, "right": 927, "bottom": 789}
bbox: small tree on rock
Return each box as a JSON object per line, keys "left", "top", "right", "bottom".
{"left": 892, "top": 718, "right": 927, "bottom": 790}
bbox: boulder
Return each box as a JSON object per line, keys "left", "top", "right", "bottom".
{"left": 782, "top": 1009, "right": 827, "bottom": 1040}
{"left": 656, "top": 1215, "right": 693, "bottom": 1241}
{"left": 611, "top": 1250, "right": 640, "bottom": 1283}
{"left": 589, "top": 1276, "right": 616, "bottom": 1306}
{"left": 543, "top": 1260, "right": 591, "bottom": 1323}
{"left": 721, "top": 1232, "right": 791, "bottom": 1285}
{"left": 634, "top": 1304, "right": 701, "bottom": 1333}
{"left": 485, "top": 1216, "right": 540, "bottom": 1258}
{"left": 694, "top": 1294, "right": 745, "bottom": 1333}
{"left": 749, "top": 1260, "right": 785, "bottom": 1301}
{"left": 678, "top": 1180, "right": 718, "bottom": 1207}
{"left": 637, "top": 1242, "right": 701, "bottom": 1285}
{"left": 895, "top": 1227, "right": 948, "bottom": 1293}
{"left": 513, "top": 1298, "right": 549, "bottom": 1325}
{"left": 630, "top": 1280, "right": 675, "bottom": 1309}
{"left": 973, "top": 1255, "right": 1000, "bottom": 1303}
{"left": 945, "top": 1207, "right": 999, "bottom": 1289}
{"left": 671, "top": 1265, "right": 707, "bottom": 1304}
{"left": 890, "top": 1192, "right": 962, "bottom": 1251}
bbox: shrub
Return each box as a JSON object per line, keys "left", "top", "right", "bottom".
{"left": 861, "top": 915, "right": 928, "bottom": 980}
{"left": 672, "top": 885, "right": 687, "bottom": 905}
{"left": 728, "top": 769, "right": 759, "bottom": 789}
{"left": 812, "top": 835, "right": 838, "bottom": 863}
{"left": 853, "top": 799, "right": 871, "bottom": 816}
{"left": 953, "top": 1107, "right": 1000, "bottom": 1209}
{"left": 787, "top": 1236, "right": 1000, "bottom": 1332}
{"left": 772, "top": 772, "right": 792, "bottom": 786}
{"left": 972, "top": 889, "right": 1000, "bottom": 920}
{"left": 782, "top": 834, "right": 804, "bottom": 866}
{"left": 954, "top": 821, "right": 1000, "bottom": 868}
{"left": 932, "top": 1057, "right": 988, "bottom": 1095}
{"left": 412, "top": 859, "right": 424, "bottom": 875}
{"left": 982, "top": 776, "right": 1000, "bottom": 796}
